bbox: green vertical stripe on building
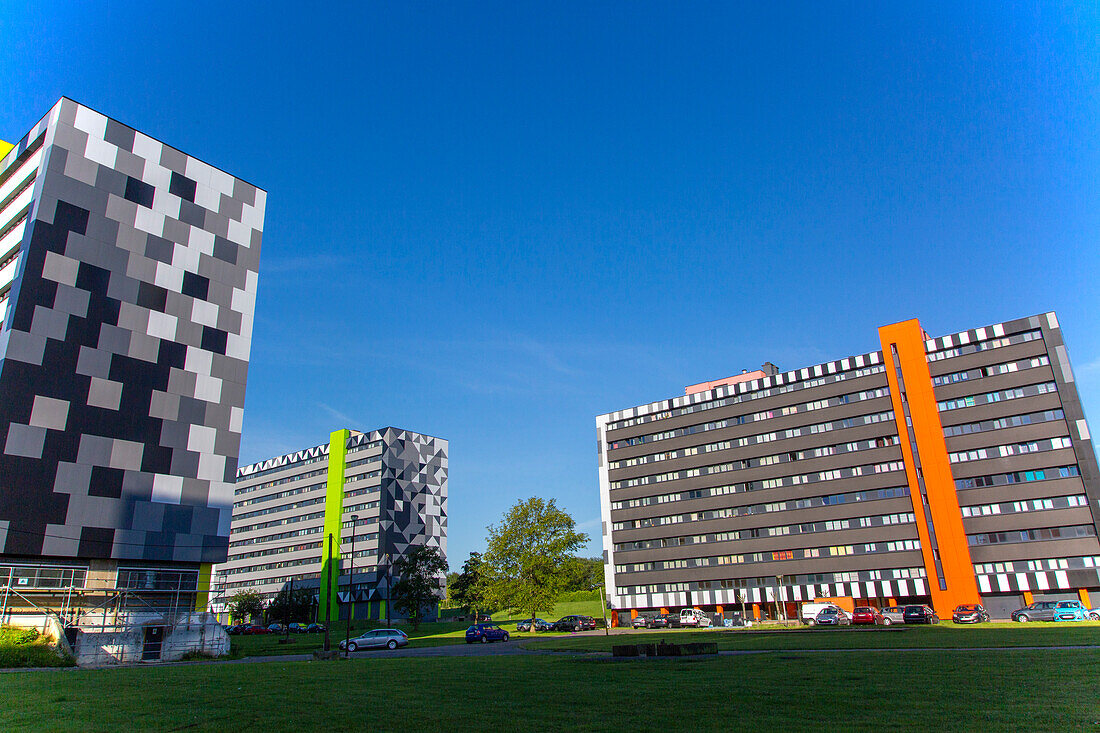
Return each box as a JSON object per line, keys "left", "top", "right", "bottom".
{"left": 318, "top": 428, "right": 349, "bottom": 623}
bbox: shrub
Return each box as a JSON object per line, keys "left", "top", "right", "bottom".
{"left": 179, "top": 650, "right": 223, "bottom": 661}
{"left": 0, "top": 643, "right": 75, "bottom": 668}
{"left": 0, "top": 626, "right": 41, "bottom": 645}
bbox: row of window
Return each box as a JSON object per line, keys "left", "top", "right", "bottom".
{"left": 343, "top": 500, "right": 381, "bottom": 516}
{"left": 344, "top": 470, "right": 381, "bottom": 484}
{"left": 960, "top": 494, "right": 1088, "bottom": 518}
{"left": 234, "top": 467, "right": 327, "bottom": 496}
{"left": 234, "top": 510, "right": 325, "bottom": 536}
{"left": 615, "top": 509, "right": 914, "bottom": 536}
{"left": 229, "top": 525, "right": 322, "bottom": 548}
{"left": 937, "top": 381, "right": 1057, "bottom": 412}
{"left": 0, "top": 564, "right": 87, "bottom": 590}
{"left": 615, "top": 538, "right": 922, "bottom": 575}
{"left": 974, "top": 556, "right": 1100, "bottom": 574}
{"left": 609, "top": 389, "right": 890, "bottom": 453}
{"left": 344, "top": 455, "right": 381, "bottom": 470}
{"left": 613, "top": 487, "right": 910, "bottom": 545}
{"left": 955, "top": 465, "right": 1079, "bottom": 490}
{"left": 606, "top": 365, "right": 887, "bottom": 432}
{"left": 221, "top": 571, "right": 320, "bottom": 591}
{"left": 612, "top": 454, "right": 907, "bottom": 491}
{"left": 233, "top": 481, "right": 323, "bottom": 508}
{"left": 618, "top": 566, "right": 927, "bottom": 596}
{"left": 926, "top": 329, "right": 1042, "bottom": 362}
{"left": 235, "top": 440, "right": 382, "bottom": 485}
{"left": 234, "top": 495, "right": 324, "bottom": 521}
{"left": 967, "top": 524, "right": 1096, "bottom": 546}
{"left": 943, "top": 409, "right": 1064, "bottom": 438}
{"left": 931, "top": 355, "right": 1050, "bottom": 386}
{"left": 227, "top": 541, "right": 322, "bottom": 562}
{"left": 610, "top": 432, "right": 898, "bottom": 472}
{"left": 949, "top": 436, "right": 1074, "bottom": 464}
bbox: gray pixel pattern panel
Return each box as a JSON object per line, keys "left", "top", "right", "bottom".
{"left": 379, "top": 428, "right": 448, "bottom": 561}
{"left": 0, "top": 99, "right": 264, "bottom": 563}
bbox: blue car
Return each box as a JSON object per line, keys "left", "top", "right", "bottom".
{"left": 1053, "top": 600, "right": 1090, "bottom": 622}
{"left": 465, "top": 623, "right": 510, "bottom": 643}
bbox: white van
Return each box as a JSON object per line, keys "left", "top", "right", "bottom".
{"left": 800, "top": 602, "right": 840, "bottom": 625}
{"left": 679, "top": 608, "right": 712, "bottom": 628}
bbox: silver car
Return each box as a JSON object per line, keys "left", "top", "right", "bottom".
{"left": 879, "top": 606, "right": 905, "bottom": 626}
{"left": 339, "top": 628, "right": 409, "bottom": 652}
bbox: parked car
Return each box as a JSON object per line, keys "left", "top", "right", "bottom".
{"left": 851, "top": 606, "right": 881, "bottom": 625}
{"left": 339, "top": 628, "right": 409, "bottom": 652}
{"left": 646, "top": 613, "right": 676, "bottom": 629}
{"left": 902, "top": 605, "right": 938, "bottom": 624}
{"left": 1011, "top": 601, "right": 1057, "bottom": 622}
{"left": 581, "top": 616, "right": 601, "bottom": 630}
{"left": 241, "top": 624, "right": 270, "bottom": 635}
{"left": 1090, "top": 607, "right": 1100, "bottom": 621}
{"left": 814, "top": 606, "right": 851, "bottom": 626}
{"left": 288, "top": 622, "right": 308, "bottom": 634}
{"left": 267, "top": 623, "right": 286, "bottom": 634}
{"left": 225, "top": 624, "right": 246, "bottom": 635}
{"left": 878, "top": 606, "right": 905, "bottom": 626}
{"left": 552, "top": 615, "right": 591, "bottom": 632}
{"left": 305, "top": 623, "right": 326, "bottom": 633}
{"left": 801, "top": 602, "right": 841, "bottom": 625}
{"left": 516, "top": 618, "right": 552, "bottom": 632}
{"left": 465, "top": 623, "right": 510, "bottom": 643}
{"left": 679, "top": 608, "right": 713, "bottom": 628}
{"left": 1053, "top": 600, "right": 1090, "bottom": 622}
{"left": 952, "top": 604, "right": 990, "bottom": 624}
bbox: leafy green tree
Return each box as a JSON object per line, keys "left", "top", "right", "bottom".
{"left": 448, "top": 552, "right": 496, "bottom": 618}
{"left": 265, "top": 586, "right": 315, "bottom": 623}
{"left": 391, "top": 545, "right": 448, "bottom": 629}
{"left": 482, "top": 498, "right": 589, "bottom": 620}
{"left": 560, "top": 556, "right": 603, "bottom": 592}
{"left": 226, "top": 590, "right": 266, "bottom": 623}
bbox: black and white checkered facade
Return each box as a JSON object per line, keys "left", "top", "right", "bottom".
{"left": 0, "top": 98, "right": 264, "bottom": 565}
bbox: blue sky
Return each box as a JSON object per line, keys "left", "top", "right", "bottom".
{"left": 3, "top": 2, "right": 1099, "bottom": 567}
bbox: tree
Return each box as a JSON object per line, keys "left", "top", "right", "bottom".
{"left": 448, "top": 552, "right": 495, "bottom": 617}
{"left": 481, "top": 497, "right": 589, "bottom": 620}
{"left": 560, "top": 556, "right": 603, "bottom": 592}
{"left": 391, "top": 545, "right": 448, "bottom": 629}
{"left": 265, "top": 585, "right": 315, "bottom": 623}
{"left": 226, "top": 590, "right": 265, "bottom": 623}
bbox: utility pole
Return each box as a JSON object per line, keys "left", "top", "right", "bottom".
{"left": 385, "top": 552, "right": 392, "bottom": 628}
{"left": 323, "top": 533, "right": 333, "bottom": 652}
{"left": 284, "top": 578, "right": 292, "bottom": 643}
{"left": 344, "top": 515, "right": 357, "bottom": 658}
{"left": 597, "top": 583, "right": 609, "bottom": 636}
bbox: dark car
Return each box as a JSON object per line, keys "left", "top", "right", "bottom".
{"left": 465, "top": 623, "right": 510, "bottom": 643}
{"left": 288, "top": 622, "right": 308, "bottom": 633}
{"left": 267, "top": 623, "right": 286, "bottom": 634}
{"left": 552, "top": 615, "right": 591, "bottom": 632}
{"left": 903, "top": 605, "right": 939, "bottom": 624}
{"left": 851, "top": 606, "right": 881, "bottom": 625}
{"left": 305, "top": 623, "right": 326, "bottom": 633}
{"left": 952, "top": 604, "right": 990, "bottom": 624}
{"left": 1011, "top": 601, "right": 1057, "bottom": 622}
{"left": 516, "top": 618, "right": 553, "bottom": 632}
{"left": 646, "top": 613, "right": 676, "bottom": 629}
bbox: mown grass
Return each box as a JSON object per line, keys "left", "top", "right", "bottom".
{"left": 0, "top": 625, "right": 75, "bottom": 668}
{"left": 523, "top": 620, "right": 1100, "bottom": 652}
{"left": 4, "top": 649, "right": 1099, "bottom": 731}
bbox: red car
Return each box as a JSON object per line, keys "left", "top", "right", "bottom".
{"left": 241, "top": 624, "right": 270, "bottom": 635}
{"left": 851, "top": 606, "right": 881, "bottom": 625}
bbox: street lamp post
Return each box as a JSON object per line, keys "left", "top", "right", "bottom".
{"left": 344, "top": 515, "right": 358, "bottom": 658}
{"left": 385, "top": 552, "right": 392, "bottom": 628}
{"left": 775, "top": 575, "right": 787, "bottom": 626}
{"left": 596, "top": 583, "right": 609, "bottom": 636}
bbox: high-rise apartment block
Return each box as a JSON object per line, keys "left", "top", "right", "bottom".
{"left": 0, "top": 99, "right": 264, "bottom": 614}
{"left": 219, "top": 428, "right": 448, "bottom": 621}
{"left": 598, "top": 314, "right": 1100, "bottom": 620}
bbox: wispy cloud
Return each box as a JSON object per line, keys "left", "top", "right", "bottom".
{"left": 318, "top": 402, "right": 359, "bottom": 427}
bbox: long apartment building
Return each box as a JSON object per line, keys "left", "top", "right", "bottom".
{"left": 218, "top": 427, "right": 447, "bottom": 621}
{"left": 597, "top": 314, "right": 1100, "bottom": 620}
{"left": 0, "top": 99, "right": 264, "bottom": 617}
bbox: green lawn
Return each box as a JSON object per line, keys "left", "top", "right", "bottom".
{"left": 489, "top": 591, "right": 607, "bottom": 625}
{"left": 522, "top": 621, "right": 1100, "bottom": 652}
{"left": 5, "top": 650, "right": 1100, "bottom": 731}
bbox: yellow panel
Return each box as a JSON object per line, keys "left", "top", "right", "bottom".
{"left": 0, "top": 140, "right": 13, "bottom": 160}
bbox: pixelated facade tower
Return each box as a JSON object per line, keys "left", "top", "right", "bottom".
{"left": 0, "top": 99, "right": 265, "bottom": 612}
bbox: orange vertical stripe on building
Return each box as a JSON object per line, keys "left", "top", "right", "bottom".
{"left": 1079, "top": 589, "right": 1091, "bottom": 608}
{"left": 879, "top": 320, "right": 981, "bottom": 616}
{"left": 1023, "top": 591, "right": 1034, "bottom": 605}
